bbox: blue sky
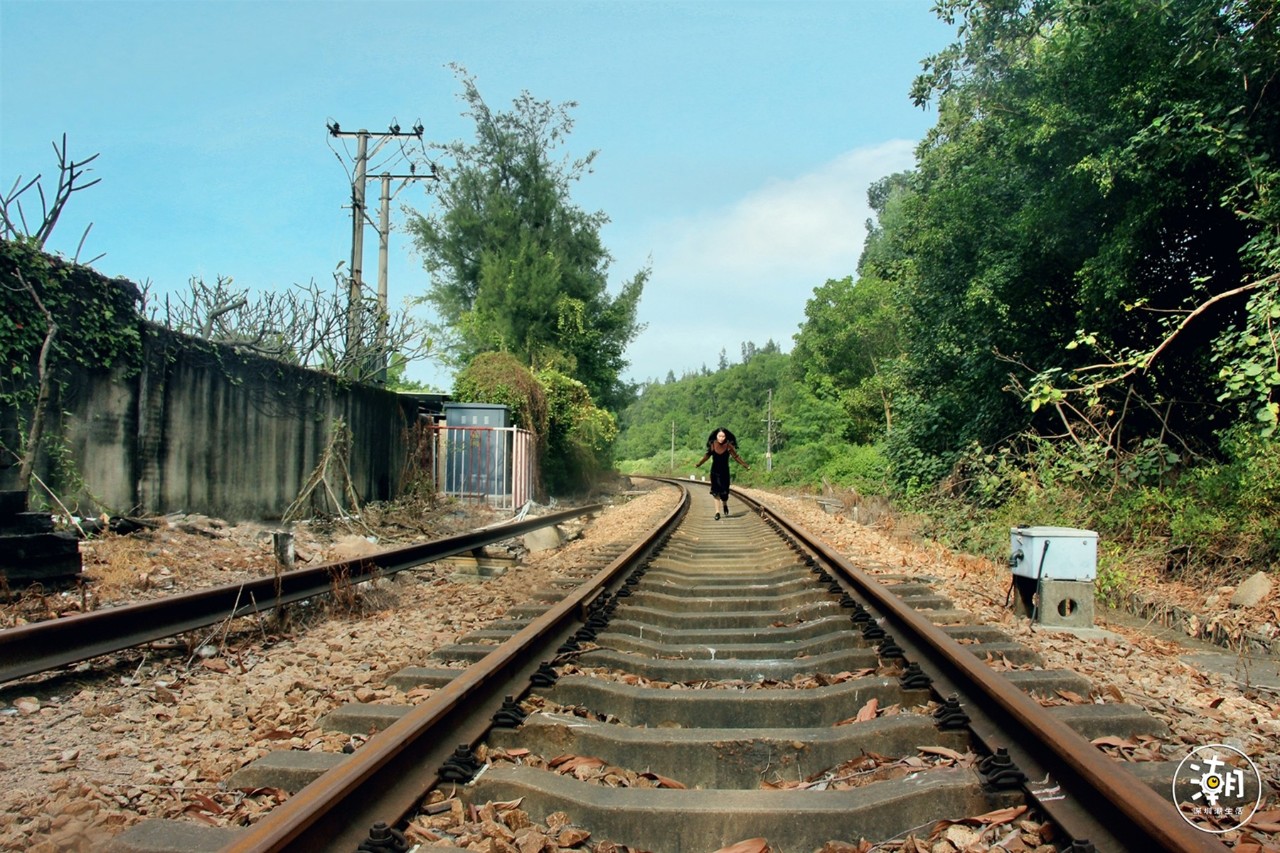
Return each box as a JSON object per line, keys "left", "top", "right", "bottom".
{"left": 1, "top": 0, "right": 954, "bottom": 389}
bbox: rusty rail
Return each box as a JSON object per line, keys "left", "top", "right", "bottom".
{"left": 0, "top": 504, "right": 602, "bottom": 685}
{"left": 738, "top": 486, "right": 1226, "bottom": 853}
{"left": 83, "top": 479, "right": 1229, "bottom": 852}
{"left": 219, "top": 489, "right": 687, "bottom": 852}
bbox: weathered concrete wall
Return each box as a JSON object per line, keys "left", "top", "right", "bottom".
{"left": 68, "top": 325, "right": 411, "bottom": 520}
{"left": 5, "top": 324, "right": 414, "bottom": 522}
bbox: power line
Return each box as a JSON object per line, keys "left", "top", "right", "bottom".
{"left": 326, "top": 120, "right": 430, "bottom": 380}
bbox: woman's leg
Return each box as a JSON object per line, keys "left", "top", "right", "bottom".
{"left": 711, "top": 474, "right": 730, "bottom": 519}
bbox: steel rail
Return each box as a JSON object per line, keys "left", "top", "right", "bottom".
{"left": 737, "top": 486, "right": 1227, "bottom": 853}
{"left": 219, "top": 484, "right": 688, "bottom": 853}
{"left": 0, "top": 504, "right": 602, "bottom": 685}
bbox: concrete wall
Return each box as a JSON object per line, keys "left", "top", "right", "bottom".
{"left": 7, "top": 323, "right": 415, "bottom": 522}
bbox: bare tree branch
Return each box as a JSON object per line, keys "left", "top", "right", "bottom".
{"left": 0, "top": 174, "right": 41, "bottom": 237}
{"left": 1141, "top": 273, "right": 1278, "bottom": 372}
{"left": 200, "top": 293, "right": 249, "bottom": 338}
{"left": 12, "top": 268, "right": 57, "bottom": 494}
{"left": 2, "top": 135, "right": 101, "bottom": 257}
{"left": 34, "top": 134, "right": 101, "bottom": 248}
{"left": 156, "top": 269, "right": 435, "bottom": 384}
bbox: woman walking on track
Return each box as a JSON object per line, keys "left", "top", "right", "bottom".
{"left": 694, "top": 427, "right": 750, "bottom": 520}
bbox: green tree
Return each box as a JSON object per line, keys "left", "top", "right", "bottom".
{"left": 885, "top": 0, "right": 1279, "bottom": 488}
{"left": 792, "top": 175, "right": 912, "bottom": 444}
{"left": 407, "top": 66, "right": 647, "bottom": 413}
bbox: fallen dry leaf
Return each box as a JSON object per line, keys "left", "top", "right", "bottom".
{"left": 918, "top": 745, "right": 967, "bottom": 762}
{"left": 969, "top": 805, "right": 1028, "bottom": 825}
{"left": 638, "top": 771, "right": 687, "bottom": 789}
{"left": 713, "top": 838, "right": 770, "bottom": 853}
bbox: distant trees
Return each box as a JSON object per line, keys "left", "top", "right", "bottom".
{"left": 615, "top": 341, "right": 788, "bottom": 465}
{"left": 614, "top": 341, "right": 888, "bottom": 493}
{"left": 406, "top": 66, "right": 647, "bottom": 414}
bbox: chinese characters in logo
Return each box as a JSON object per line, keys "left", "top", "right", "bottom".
{"left": 1174, "top": 744, "right": 1262, "bottom": 833}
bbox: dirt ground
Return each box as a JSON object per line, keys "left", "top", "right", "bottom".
{"left": 0, "top": 481, "right": 1277, "bottom": 852}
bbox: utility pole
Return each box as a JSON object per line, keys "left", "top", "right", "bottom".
{"left": 348, "top": 130, "right": 369, "bottom": 355}
{"left": 327, "top": 120, "right": 425, "bottom": 380}
{"left": 373, "top": 168, "right": 436, "bottom": 382}
{"left": 763, "top": 388, "right": 778, "bottom": 472}
{"left": 670, "top": 421, "right": 676, "bottom": 472}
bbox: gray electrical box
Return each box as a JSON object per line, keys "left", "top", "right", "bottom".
{"left": 1010, "top": 526, "right": 1097, "bottom": 581}
{"left": 442, "top": 403, "right": 513, "bottom": 498}
{"left": 444, "top": 403, "right": 512, "bottom": 428}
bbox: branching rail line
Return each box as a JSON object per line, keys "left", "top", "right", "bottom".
{"left": 0, "top": 504, "right": 601, "bottom": 685}
{"left": 108, "top": 481, "right": 1230, "bottom": 853}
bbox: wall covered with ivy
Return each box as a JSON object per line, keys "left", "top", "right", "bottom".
{"left": 1, "top": 241, "right": 414, "bottom": 520}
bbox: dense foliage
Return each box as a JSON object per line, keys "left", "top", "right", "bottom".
{"left": 888, "top": 0, "right": 1278, "bottom": 485}
{"left": 452, "top": 352, "right": 550, "bottom": 438}
{"left": 538, "top": 367, "right": 619, "bottom": 494}
{"left": 614, "top": 0, "right": 1279, "bottom": 590}
{"left": 406, "top": 66, "right": 647, "bottom": 414}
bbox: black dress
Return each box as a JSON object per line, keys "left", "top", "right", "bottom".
{"left": 708, "top": 446, "right": 731, "bottom": 500}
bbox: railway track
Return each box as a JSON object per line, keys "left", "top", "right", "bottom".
{"left": 1, "top": 504, "right": 602, "bottom": 685}
{"left": 104, "top": 479, "right": 1247, "bottom": 853}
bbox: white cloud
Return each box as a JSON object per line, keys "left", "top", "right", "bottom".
{"left": 625, "top": 140, "right": 918, "bottom": 382}
{"left": 662, "top": 141, "right": 914, "bottom": 281}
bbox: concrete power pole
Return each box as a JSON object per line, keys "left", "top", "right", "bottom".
{"left": 327, "top": 120, "right": 425, "bottom": 380}
{"left": 374, "top": 168, "right": 437, "bottom": 382}
{"left": 349, "top": 131, "right": 369, "bottom": 353}
{"left": 763, "top": 388, "right": 778, "bottom": 472}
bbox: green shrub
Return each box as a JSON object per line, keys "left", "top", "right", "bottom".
{"left": 452, "top": 352, "right": 548, "bottom": 436}
{"left": 1222, "top": 426, "right": 1280, "bottom": 517}
{"left": 818, "top": 443, "right": 890, "bottom": 495}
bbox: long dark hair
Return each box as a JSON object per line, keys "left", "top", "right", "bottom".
{"left": 706, "top": 426, "right": 736, "bottom": 451}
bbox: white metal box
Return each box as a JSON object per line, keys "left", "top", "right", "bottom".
{"left": 1009, "top": 526, "right": 1097, "bottom": 581}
